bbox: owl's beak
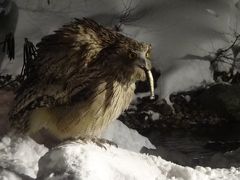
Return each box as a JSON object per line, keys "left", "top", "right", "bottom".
{"left": 137, "top": 57, "right": 155, "bottom": 100}
{"left": 137, "top": 57, "right": 151, "bottom": 71}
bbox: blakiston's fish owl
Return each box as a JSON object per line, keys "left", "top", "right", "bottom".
{"left": 9, "top": 18, "right": 154, "bottom": 141}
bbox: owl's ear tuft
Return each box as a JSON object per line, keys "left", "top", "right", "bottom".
{"left": 145, "top": 50, "right": 151, "bottom": 60}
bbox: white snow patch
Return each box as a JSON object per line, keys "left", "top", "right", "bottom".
{"left": 159, "top": 60, "right": 214, "bottom": 99}
{"left": 0, "top": 120, "right": 155, "bottom": 179}
{"left": 148, "top": 110, "right": 159, "bottom": 121}
{"left": 0, "top": 134, "right": 48, "bottom": 178}
{"left": 102, "top": 120, "right": 155, "bottom": 152}
{"left": 0, "top": 169, "right": 22, "bottom": 180}
{"left": 37, "top": 141, "right": 240, "bottom": 180}
{"left": 2, "top": 0, "right": 240, "bottom": 98}
{"left": 0, "top": 123, "right": 240, "bottom": 180}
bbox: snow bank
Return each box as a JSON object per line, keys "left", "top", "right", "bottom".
{"left": 0, "top": 134, "right": 48, "bottom": 179}
{"left": 37, "top": 141, "right": 240, "bottom": 180}
{"left": 159, "top": 60, "right": 213, "bottom": 100}
{"left": 102, "top": 120, "right": 155, "bottom": 152}
{"left": 1, "top": 134, "right": 240, "bottom": 180}
{"left": 0, "top": 120, "right": 155, "bottom": 179}
{"left": 2, "top": 0, "right": 240, "bottom": 98}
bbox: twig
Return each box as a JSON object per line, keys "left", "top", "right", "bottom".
{"left": 221, "top": 34, "right": 240, "bottom": 53}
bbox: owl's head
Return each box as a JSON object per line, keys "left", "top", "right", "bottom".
{"left": 99, "top": 40, "right": 155, "bottom": 99}
{"left": 100, "top": 41, "right": 152, "bottom": 82}
{"left": 125, "top": 42, "right": 152, "bottom": 76}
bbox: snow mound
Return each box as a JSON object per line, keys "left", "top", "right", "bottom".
{"left": 102, "top": 120, "right": 155, "bottom": 152}
{"left": 37, "top": 141, "right": 240, "bottom": 180}
{"left": 0, "top": 120, "right": 155, "bottom": 179}
{"left": 0, "top": 134, "right": 48, "bottom": 179}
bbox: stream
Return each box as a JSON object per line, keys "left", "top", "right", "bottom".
{"left": 143, "top": 122, "right": 240, "bottom": 168}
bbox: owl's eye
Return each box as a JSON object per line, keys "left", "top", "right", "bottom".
{"left": 145, "top": 51, "right": 151, "bottom": 60}
{"left": 128, "top": 51, "right": 137, "bottom": 59}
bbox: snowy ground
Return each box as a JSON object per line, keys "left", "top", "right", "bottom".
{"left": 0, "top": 134, "right": 47, "bottom": 179}
{"left": 38, "top": 142, "right": 240, "bottom": 180}
{"left": 0, "top": 120, "right": 156, "bottom": 179}
{"left": 102, "top": 120, "right": 155, "bottom": 152}
{"left": 1, "top": 131, "right": 240, "bottom": 180}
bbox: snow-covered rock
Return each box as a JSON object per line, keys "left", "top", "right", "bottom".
{"left": 37, "top": 141, "right": 240, "bottom": 180}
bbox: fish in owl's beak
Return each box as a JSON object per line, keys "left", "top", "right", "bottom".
{"left": 137, "top": 56, "right": 155, "bottom": 100}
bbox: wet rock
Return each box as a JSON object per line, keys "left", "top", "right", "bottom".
{"left": 197, "top": 84, "right": 240, "bottom": 122}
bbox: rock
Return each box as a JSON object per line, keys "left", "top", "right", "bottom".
{"left": 209, "top": 148, "right": 240, "bottom": 168}
{"left": 197, "top": 84, "right": 240, "bottom": 121}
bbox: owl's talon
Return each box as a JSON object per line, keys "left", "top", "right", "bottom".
{"left": 91, "top": 138, "right": 118, "bottom": 149}
{"left": 63, "top": 137, "right": 117, "bottom": 149}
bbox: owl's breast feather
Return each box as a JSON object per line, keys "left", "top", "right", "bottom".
{"left": 28, "top": 82, "right": 136, "bottom": 140}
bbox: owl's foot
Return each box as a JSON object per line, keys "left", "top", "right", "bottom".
{"left": 63, "top": 137, "right": 117, "bottom": 149}
{"left": 91, "top": 138, "right": 118, "bottom": 149}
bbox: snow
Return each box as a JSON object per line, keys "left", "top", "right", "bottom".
{"left": 102, "top": 120, "right": 155, "bottom": 152}
{"left": 0, "top": 120, "right": 155, "bottom": 179}
{"left": 37, "top": 141, "right": 163, "bottom": 180}
{"left": 159, "top": 60, "right": 214, "bottom": 100}
{"left": 0, "top": 133, "right": 48, "bottom": 179}
{"left": 148, "top": 110, "right": 159, "bottom": 121}
{"left": 0, "top": 121, "right": 240, "bottom": 180}
{"left": 1, "top": 0, "right": 240, "bottom": 98}
{"left": 37, "top": 141, "right": 240, "bottom": 180}
{"left": 0, "top": 169, "right": 22, "bottom": 180}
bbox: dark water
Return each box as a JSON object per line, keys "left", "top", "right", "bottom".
{"left": 142, "top": 122, "right": 240, "bottom": 168}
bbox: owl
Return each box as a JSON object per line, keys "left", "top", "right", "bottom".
{"left": 9, "top": 18, "right": 154, "bottom": 142}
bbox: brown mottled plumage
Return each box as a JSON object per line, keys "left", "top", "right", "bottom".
{"left": 9, "top": 18, "right": 153, "bottom": 141}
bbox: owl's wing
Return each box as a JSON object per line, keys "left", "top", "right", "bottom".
{"left": 10, "top": 18, "right": 119, "bottom": 131}
{"left": 35, "top": 18, "right": 118, "bottom": 80}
